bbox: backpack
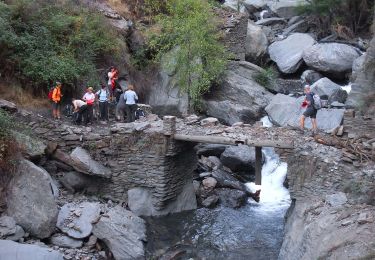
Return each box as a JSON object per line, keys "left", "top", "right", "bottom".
{"left": 312, "top": 93, "right": 322, "bottom": 110}
{"left": 135, "top": 108, "right": 145, "bottom": 120}
{"left": 48, "top": 87, "right": 54, "bottom": 101}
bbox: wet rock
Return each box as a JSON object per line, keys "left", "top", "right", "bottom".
{"left": 201, "top": 195, "right": 219, "bottom": 208}
{"left": 220, "top": 145, "right": 256, "bottom": 173}
{"left": 301, "top": 70, "right": 323, "bottom": 85}
{"left": 6, "top": 160, "right": 58, "bottom": 239}
{"left": 0, "top": 99, "right": 17, "bottom": 113}
{"left": 92, "top": 206, "right": 146, "bottom": 260}
{"left": 57, "top": 202, "right": 101, "bottom": 239}
{"left": 215, "top": 188, "right": 247, "bottom": 208}
{"left": 128, "top": 182, "right": 197, "bottom": 216}
{"left": 0, "top": 240, "right": 64, "bottom": 260}
{"left": 268, "top": 33, "right": 316, "bottom": 74}
{"left": 245, "top": 21, "right": 268, "bottom": 63}
{"left": 303, "top": 43, "right": 360, "bottom": 77}
{"left": 265, "top": 94, "right": 345, "bottom": 130}
{"left": 195, "top": 144, "right": 229, "bottom": 157}
{"left": 326, "top": 192, "right": 347, "bottom": 207}
{"left": 70, "top": 147, "right": 111, "bottom": 178}
{"left": 202, "top": 177, "right": 217, "bottom": 191}
{"left": 212, "top": 169, "right": 247, "bottom": 191}
{"left": 202, "top": 61, "right": 273, "bottom": 125}
{"left": 50, "top": 234, "right": 83, "bottom": 248}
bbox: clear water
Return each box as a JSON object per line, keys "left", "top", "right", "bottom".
{"left": 146, "top": 116, "right": 291, "bottom": 260}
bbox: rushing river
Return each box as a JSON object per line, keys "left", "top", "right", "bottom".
{"left": 146, "top": 117, "right": 291, "bottom": 259}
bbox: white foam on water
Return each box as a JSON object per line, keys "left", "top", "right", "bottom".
{"left": 341, "top": 83, "right": 352, "bottom": 94}
{"left": 245, "top": 116, "right": 291, "bottom": 213}
{"left": 260, "top": 116, "right": 273, "bottom": 128}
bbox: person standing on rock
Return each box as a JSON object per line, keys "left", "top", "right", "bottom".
{"left": 52, "top": 82, "right": 62, "bottom": 120}
{"left": 124, "top": 84, "right": 138, "bottom": 123}
{"left": 300, "top": 85, "right": 318, "bottom": 134}
{"left": 96, "top": 84, "right": 109, "bottom": 122}
{"left": 82, "top": 87, "right": 95, "bottom": 125}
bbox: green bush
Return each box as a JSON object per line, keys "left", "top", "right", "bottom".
{"left": 254, "top": 67, "right": 277, "bottom": 88}
{"left": 149, "top": 0, "right": 229, "bottom": 112}
{"left": 0, "top": 0, "right": 121, "bottom": 90}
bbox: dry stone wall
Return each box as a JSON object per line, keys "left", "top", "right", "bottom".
{"left": 18, "top": 113, "right": 197, "bottom": 213}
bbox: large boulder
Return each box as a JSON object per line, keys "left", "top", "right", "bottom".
{"left": 70, "top": 147, "right": 112, "bottom": 178}
{"left": 13, "top": 132, "right": 46, "bottom": 161}
{"left": 212, "top": 169, "right": 248, "bottom": 191}
{"left": 92, "top": 206, "right": 146, "bottom": 260}
{"left": 215, "top": 188, "right": 247, "bottom": 208}
{"left": 351, "top": 54, "right": 366, "bottom": 81}
{"left": 50, "top": 234, "right": 83, "bottom": 249}
{"left": 265, "top": 94, "right": 345, "bottom": 130}
{"left": 245, "top": 21, "right": 268, "bottom": 63}
{"left": 303, "top": 43, "right": 361, "bottom": 77}
{"left": 0, "top": 240, "right": 64, "bottom": 260}
{"left": 268, "top": 33, "right": 316, "bottom": 74}
{"left": 268, "top": 0, "right": 308, "bottom": 19}
{"left": 128, "top": 182, "right": 197, "bottom": 216}
{"left": 309, "top": 77, "right": 348, "bottom": 104}
{"left": 220, "top": 145, "right": 256, "bottom": 173}
{"left": 0, "top": 99, "right": 17, "bottom": 113}
{"left": 301, "top": 70, "right": 323, "bottom": 85}
{"left": 6, "top": 160, "right": 58, "bottom": 239}
{"left": 56, "top": 202, "right": 101, "bottom": 239}
{"left": 202, "top": 61, "right": 273, "bottom": 125}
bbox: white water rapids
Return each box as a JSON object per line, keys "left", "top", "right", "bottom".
{"left": 245, "top": 116, "right": 291, "bottom": 212}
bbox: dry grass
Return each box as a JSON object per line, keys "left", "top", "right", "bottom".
{"left": 0, "top": 83, "right": 50, "bottom": 109}
{"left": 107, "top": 0, "right": 134, "bottom": 19}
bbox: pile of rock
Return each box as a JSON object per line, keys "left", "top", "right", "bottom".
{"left": 194, "top": 143, "right": 261, "bottom": 208}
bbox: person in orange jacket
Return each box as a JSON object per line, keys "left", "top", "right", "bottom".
{"left": 52, "top": 82, "right": 62, "bottom": 120}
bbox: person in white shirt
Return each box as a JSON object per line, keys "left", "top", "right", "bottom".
{"left": 96, "top": 84, "right": 109, "bottom": 121}
{"left": 82, "top": 87, "right": 95, "bottom": 124}
{"left": 124, "top": 84, "right": 138, "bottom": 123}
{"left": 72, "top": 99, "right": 87, "bottom": 125}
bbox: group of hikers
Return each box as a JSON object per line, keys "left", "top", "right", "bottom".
{"left": 50, "top": 67, "right": 140, "bottom": 125}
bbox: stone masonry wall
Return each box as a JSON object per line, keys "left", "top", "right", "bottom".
{"left": 19, "top": 114, "right": 197, "bottom": 210}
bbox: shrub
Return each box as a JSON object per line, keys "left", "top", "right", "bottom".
{"left": 149, "top": 0, "right": 229, "bottom": 112}
{"left": 0, "top": 0, "right": 121, "bottom": 91}
{"left": 254, "top": 67, "right": 277, "bottom": 88}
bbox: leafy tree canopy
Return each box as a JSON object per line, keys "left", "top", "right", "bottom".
{"left": 0, "top": 0, "right": 121, "bottom": 90}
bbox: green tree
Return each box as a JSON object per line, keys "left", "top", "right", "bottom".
{"left": 150, "top": 0, "right": 229, "bottom": 112}
{"left": 0, "top": 0, "right": 121, "bottom": 90}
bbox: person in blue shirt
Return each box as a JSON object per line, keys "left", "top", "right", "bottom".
{"left": 95, "top": 84, "right": 110, "bottom": 121}
{"left": 124, "top": 84, "right": 138, "bottom": 123}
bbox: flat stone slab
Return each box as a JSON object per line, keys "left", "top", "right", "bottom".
{"left": 57, "top": 202, "right": 101, "bottom": 239}
{"left": 70, "top": 147, "right": 111, "bottom": 178}
{"left": 0, "top": 240, "right": 63, "bottom": 260}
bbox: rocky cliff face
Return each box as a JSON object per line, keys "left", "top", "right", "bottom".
{"left": 278, "top": 123, "right": 375, "bottom": 259}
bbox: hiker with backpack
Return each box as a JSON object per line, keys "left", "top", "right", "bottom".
{"left": 82, "top": 87, "right": 95, "bottom": 125}
{"left": 96, "top": 84, "right": 110, "bottom": 121}
{"left": 51, "top": 82, "right": 62, "bottom": 120}
{"left": 300, "top": 85, "right": 321, "bottom": 135}
{"left": 72, "top": 99, "right": 87, "bottom": 125}
{"left": 124, "top": 84, "right": 138, "bottom": 123}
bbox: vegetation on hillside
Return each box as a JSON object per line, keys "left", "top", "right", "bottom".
{"left": 0, "top": 0, "right": 121, "bottom": 91}
{"left": 297, "top": 0, "right": 375, "bottom": 38}
{"left": 146, "top": 0, "right": 229, "bottom": 111}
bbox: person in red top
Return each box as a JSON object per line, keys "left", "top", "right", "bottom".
{"left": 52, "top": 82, "right": 62, "bottom": 120}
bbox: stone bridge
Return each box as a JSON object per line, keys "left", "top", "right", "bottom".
{"left": 17, "top": 111, "right": 296, "bottom": 217}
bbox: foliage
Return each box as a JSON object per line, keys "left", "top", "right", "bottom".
{"left": 296, "top": 0, "right": 374, "bottom": 37}
{"left": 254, "top": 67, "right": 277, "bottom": 88}
{"left": 149, "top": 0, "right": 229, "bottom": 111}
{"left": 0, "top": 0, "right": 121, "bottom": 90}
